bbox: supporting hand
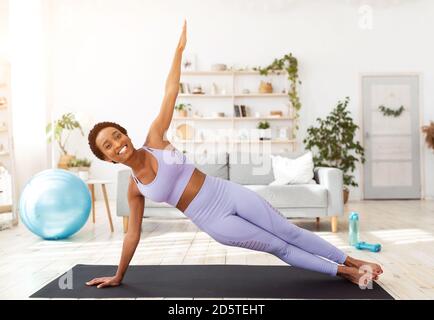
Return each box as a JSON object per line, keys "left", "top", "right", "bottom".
{"left": 86, "top": 275, "right": 122, "bottom": 289}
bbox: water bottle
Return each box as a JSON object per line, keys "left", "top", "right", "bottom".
{"left": 348, "top": 212, "right": 359, "bottom": 246}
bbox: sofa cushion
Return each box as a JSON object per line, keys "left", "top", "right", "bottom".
{"left": 228, "top": 151, "right": 309, "bottom": 185}
{"left": 145, "top": 199, "right": 173, "bottom": 208}
{"left": 187, "top": 152, "right": 229, "bottom": 180}
{"left": 244, "top": 184, "right": 327, "bottom": 208}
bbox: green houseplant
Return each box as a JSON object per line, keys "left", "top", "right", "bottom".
{"left": 303, "top": 97, "right": 365, "bottom": 203}
{"left": 68, "top": 157, "right": 92, "bottom": 180}
{"left": 46, "top": 113, "right": 84, "bottom": 169}
{"left": 68, "top": 157, "right": 92, "bottom": 170}
{"left": 254, "top": 53, "right": 301, "bottom": 137}
{"left": 257, "top": 121, "right": 271, "bottom": 140}
{"left": 174, "top": 103, "right": 192, "bottom": 117}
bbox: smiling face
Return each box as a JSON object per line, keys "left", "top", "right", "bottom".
{"left": 95, "top": 127, "right": 134, "bottom": 163}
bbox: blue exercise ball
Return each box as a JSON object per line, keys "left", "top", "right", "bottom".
{"left": 19, "top": 169, "right": 91, "bottom": 240}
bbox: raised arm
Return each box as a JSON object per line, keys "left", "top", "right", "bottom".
{"left": 86, "top": 178, "right": 144, "bottom": 288}
{"left": 148, "top": 20, "right": 187, "bottom": 143}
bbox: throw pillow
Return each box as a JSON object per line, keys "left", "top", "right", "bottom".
{"left": 269, "top": 152, "right": 314, "bottom": 185}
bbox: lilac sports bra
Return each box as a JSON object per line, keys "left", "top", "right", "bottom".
{"left": 131, "top": 145, "right": 196, "bottom": 206}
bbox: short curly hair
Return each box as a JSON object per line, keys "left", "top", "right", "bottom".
{"left": 88, "top": 121, "right": 128, "bottom": 162}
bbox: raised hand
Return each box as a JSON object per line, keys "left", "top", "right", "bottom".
{"left": 177, "top": 19, "right": 187, "bottom": 51}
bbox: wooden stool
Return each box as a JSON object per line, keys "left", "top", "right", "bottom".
{"left": 86, "top": 179, "right": 114, "bottom": 232}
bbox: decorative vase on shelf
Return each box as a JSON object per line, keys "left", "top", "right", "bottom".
{"left": 211, "top": 83, "right": 219, "bottom": 95}
{"left": 286, "top": 102, "right": 295, "bottom": 118}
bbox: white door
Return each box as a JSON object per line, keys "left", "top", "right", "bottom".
{"left": 362, "top": 75, "right": 421, "bottom": 199}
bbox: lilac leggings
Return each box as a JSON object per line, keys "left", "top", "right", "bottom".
{"left": 184, "top": 175, "right": 347, "bottom": 276}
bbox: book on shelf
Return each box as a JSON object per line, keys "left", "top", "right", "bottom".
{"left": 233, "top": 105, "right": 241, "bottom": 117}
{"left": 179, "top": 82, "right": 191, "bottom": 94}
{"left": 240, "top": 105, "right": 247, "bottom": 117}
{"left": 233, "top": 105, "right": 248, "bottom": 117}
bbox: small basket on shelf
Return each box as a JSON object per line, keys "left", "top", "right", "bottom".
{"left": 258, "top": 81, "right": 273, "bottom": 94}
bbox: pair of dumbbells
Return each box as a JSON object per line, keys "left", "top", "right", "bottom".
{"left": 355, "top": 241, "right": 382, "bottom": 252}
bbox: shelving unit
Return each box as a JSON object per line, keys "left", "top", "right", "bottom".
{"left": 170, "top": 70, "right": 297, "bottom": 153}
{"left": 181, "top": 70, "right": 287, "bottom": 76}
{"left": 178, "top": 93, "right": 289, "bottom": 98}
{"left": 174, "top": 139, "right": 296, "bottom": 144}
{"left": 0, "top": 59, "right": 18, "bottom": 228}
{"left": 173, "top": 116, "right": 295, "bottom": 121}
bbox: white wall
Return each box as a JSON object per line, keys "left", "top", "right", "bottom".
{"left": 0, "top": 0, "right": 7, "bottom": 58}
{"left": 31, "top": 0, "right": 434, "bottom": 199}
{"left": 8, "top": 0, "right": 49, "bottom": 195}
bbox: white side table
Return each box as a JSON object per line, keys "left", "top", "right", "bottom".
{"left": 86, "top": 179, "right": 114, "bottom": 232}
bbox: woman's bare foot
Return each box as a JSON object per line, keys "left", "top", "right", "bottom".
{"left": 344, "top": 256, "right": 383, "bottom": 276}
{"left": 337, "top": 266, "right": 377, "bottom": 286}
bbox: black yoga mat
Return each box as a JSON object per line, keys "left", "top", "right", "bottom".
{"left": 30, "top": 264, "right": 394, "bottom": 299}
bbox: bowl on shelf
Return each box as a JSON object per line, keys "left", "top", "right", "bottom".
{"left": 212, "top": 112, "right": 225, "bottom": 118}
{"left": 211, "top": 64, "right": 227, "bottom": 71}
{"left": 270, "top": 110, "right": 283, "bottom": 117}
{"left": 192, "top": 86, "right": 204, "bottom": 94}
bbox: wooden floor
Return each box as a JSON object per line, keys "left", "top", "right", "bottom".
{"left": 1, "top": 200, "right": 434, "bottom": 300}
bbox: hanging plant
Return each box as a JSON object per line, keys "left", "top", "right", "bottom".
{"left": 378, "top": 105, "right": 405, "bottom": 117}
{"left": 253, "top": 53, "right": 301, "bottom": 137}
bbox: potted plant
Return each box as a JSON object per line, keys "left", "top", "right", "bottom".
{"left": 174, "top": 103, "right": 192, "bottom": 117}
{"left": 68, "top": 157, "right": 92, "bottom": 180}
{"left": 422, "top": 122, "right": 434, "bottom": 151}
{"left": 46, "top": 113, "right": 84, "bottom": 169}
{"left": 303, "top": 97, "right": 365, "bottom": 203}
{"left": 257, "top": 121, "right": 271, "bottom": 140}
